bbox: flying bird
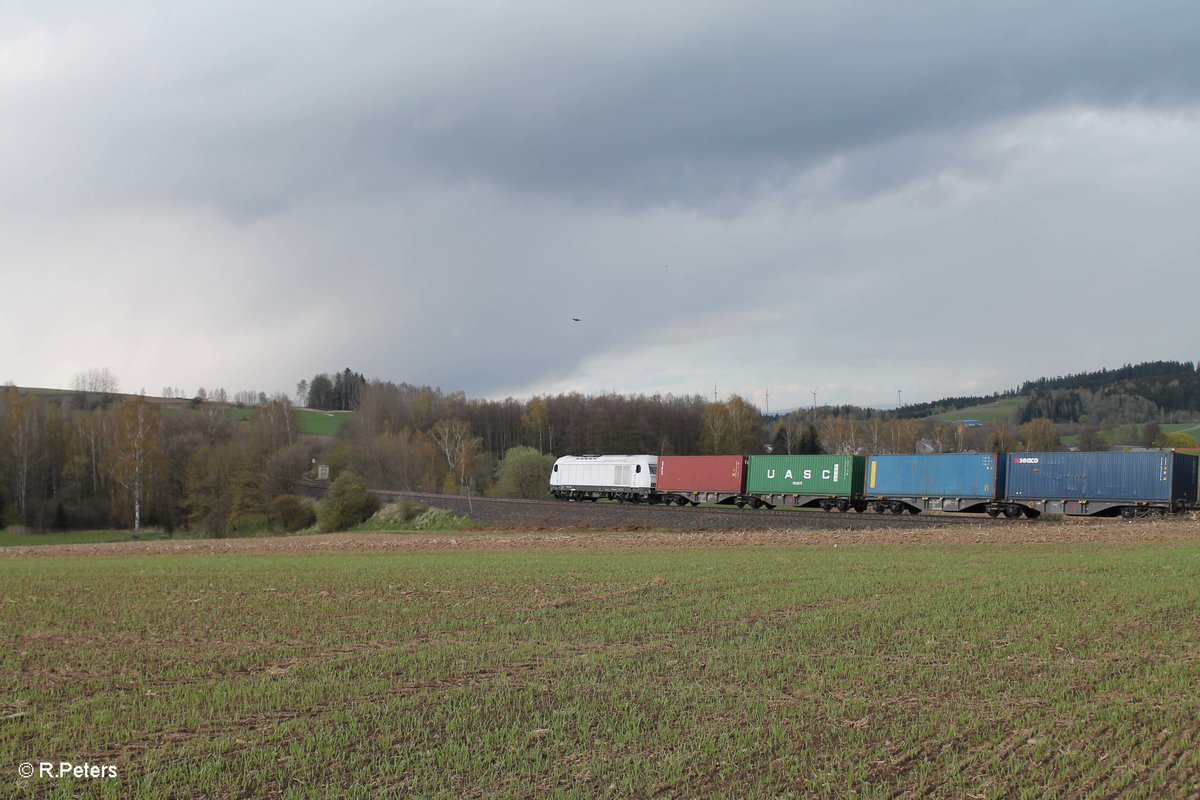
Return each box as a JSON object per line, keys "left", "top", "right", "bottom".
{"left": 572, "top": 317, "right": 581, "bottom": 322}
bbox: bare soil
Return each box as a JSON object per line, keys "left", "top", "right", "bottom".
{"left": 3, "top": 516, "right": 1199, "bottom": 559}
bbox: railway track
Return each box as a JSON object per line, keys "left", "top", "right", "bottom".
{"left": 363, "top": 489, "right": 1030, "bottom": 532}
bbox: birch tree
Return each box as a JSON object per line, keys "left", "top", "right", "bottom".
{"left": 107, "top": 399, "right": 164, "bottom": 538}
{"left": 5, "top": 393, "right": 42, "bottom": 525}
{"left": 429, "top": 418, "right": 481, "bottom": 490}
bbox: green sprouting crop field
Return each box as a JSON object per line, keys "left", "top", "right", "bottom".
{"left": 3, "top": 537, "right": 1200, "bottom": 798}
{"left": 0, "top": 530, "right": 168, "bottom": 548}
{"left": 294, "top": 409, "right": 353, "bottom": 436}
{"left": 217, "top": 406, "right": 352, "bottom": 436}
{"left": 1061, "top": 422, "right": 1200, "bottom": 448}
{"left": 927, "top": 397, "right": 1026, "bottom": 424}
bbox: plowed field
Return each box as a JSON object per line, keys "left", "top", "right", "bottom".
{"left": 2, "top": 516, "right": 1198, "bottom": 559}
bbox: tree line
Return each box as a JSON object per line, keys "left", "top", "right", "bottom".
{"left": 0, "top": 387, "right": 304, "bottom": 535}
{"left": 6, "top": 360, "right": 1195, "bottom": 533}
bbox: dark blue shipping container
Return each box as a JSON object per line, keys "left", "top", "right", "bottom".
{"left": 1006, "top": 451, "right": 1198, "bottom": 515}
{"left": 865, "top": 453, "right": 1004, "bottom": 513}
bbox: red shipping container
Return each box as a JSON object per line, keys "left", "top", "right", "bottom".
{"left": 657, "top": 456, "right": 748, "bottom": 494}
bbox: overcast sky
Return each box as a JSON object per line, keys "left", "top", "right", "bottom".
{"left": 3, "top": 1, "right": 1198, "bottom": 410}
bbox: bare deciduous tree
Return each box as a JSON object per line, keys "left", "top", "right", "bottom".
{"left": 822, "top": 415, "right": 862, "bottom": 454}
{"left": 521, "top": 397, "right": 552, "bottom": 454}
{"left": 1020, "top": 418, "right": 1061, "bottom": 451}
{"left": 72, "top": 367, "right": 120, "bottom": 396}
{"left": 430, "top": 418, "right": 481, "bottom": 490}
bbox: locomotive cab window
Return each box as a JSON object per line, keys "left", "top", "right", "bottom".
{"left": 553, "top": 465, "right": 558, "bottom": 472}
{"left": 636, "top": 465, "right": 642, "bottom": 473}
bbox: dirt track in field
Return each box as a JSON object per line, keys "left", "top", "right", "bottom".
{"left": 3, "top": 516, "right": 1199, "bottom": 558}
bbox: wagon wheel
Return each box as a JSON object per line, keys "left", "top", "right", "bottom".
{"left": 873, "top": 502, "right": 887, "bottom": 514}
{"left": 986, "top": 508, "right": 999, "bottom": 518}
{"left": 1003, "top": 505, "right": 1023, "bottom": 519}
{"left": 889, "top": 502, "right": 904, "bottom": 515}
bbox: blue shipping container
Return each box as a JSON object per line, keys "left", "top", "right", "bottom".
{"left": 866, "top": 453, "right": 1003, "bottom": 499}
{"left": 1006, "top": 451, "right": 1198, "bottom": 504}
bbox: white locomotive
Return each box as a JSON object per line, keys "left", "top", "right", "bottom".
{"left": 549, "top": 454, "right": 658, "bottom": 502}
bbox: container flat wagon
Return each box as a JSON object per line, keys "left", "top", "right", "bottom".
{"left": 865, "top": 453, "right": 1007, "bottom": 516}
{"left": 656, "top": 455, "right": 750, "bottom": 507}
{"left": 549, "top": 454, "right": 658, "bottom": 502}
{"left": 1004, "top": 451, "right": 1199, "bottom": 518}
{"left": 746, "top": 455, "right": 866, "bottom": 511}
{"left": 1181, "top": 448, "right": 1200, "bottom": 502}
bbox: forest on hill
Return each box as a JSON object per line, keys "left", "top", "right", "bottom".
{"left": 1016, "top": 361, "right": 1200, "bottom": 423}
{"left": 1, "top": 361, "right": 1196, "bottom": 534}
{"left": 897, "top": 361, "right": 1200, "bottom": 425}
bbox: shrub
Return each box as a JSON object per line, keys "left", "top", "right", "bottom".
{"left": 358, "top": 500, "right": 475, "bottom": 531}
{"left": 410, "top": 508, "right": 475, "bottom": 531}
{"left": 318, "top": 472, "right": 377, "bottom": 532}
{"left": 1164, "top": 432, "right": 1198, "bottom": 448}
{"left": 269, "top": 494, "right": 317, "bottom": 533}
{"left": 378, "top": 500, "right": 427, "bottom": 524}
{"left": 229, "top": 512, "right": 270, "bottom": 535}
{"left": 492, "top": 447, "right": 556, "bottom": 499}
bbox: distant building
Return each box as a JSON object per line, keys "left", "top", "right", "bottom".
{"left": 960, "top": 420, "right": 984, "bottom": 427}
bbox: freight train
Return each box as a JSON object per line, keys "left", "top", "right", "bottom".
{"left": 549, "top": 451, "right": 1200, "bottom": 519}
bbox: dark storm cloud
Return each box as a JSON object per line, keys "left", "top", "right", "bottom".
{"left": 374, "top": 0, "right": 1200, "bottom": 207}
{"left": 3, "top": 1, "right": 1200, "bottom": 405}
{"left": 8, "top": 1, "right": 1200, "bottom": 218}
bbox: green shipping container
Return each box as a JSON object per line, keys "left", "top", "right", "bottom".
{"left": 747, "top": 455, "right": 866, "bottom": 503}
